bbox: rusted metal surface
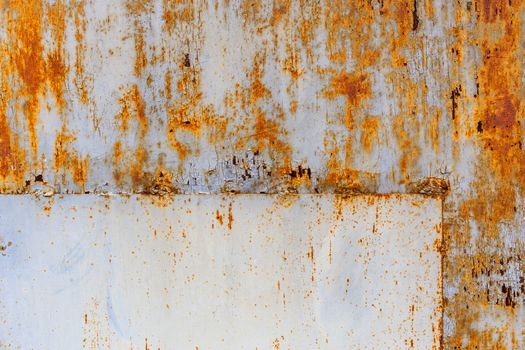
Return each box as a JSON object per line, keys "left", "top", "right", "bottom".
{"left": 0, "top": 0, "right": 523, "bottom": 348}
{"left": 0, "top": 194, "right": 442, "bottom": 349}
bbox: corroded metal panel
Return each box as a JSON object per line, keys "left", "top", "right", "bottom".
{"left": 0, "top": 194, "right": 441, "bottom": 349}
{"left": 0, "top": 1, "right": 523, "bottom": 348}
{"left": 0, "top": 0, "right": 456, "bottom": 194}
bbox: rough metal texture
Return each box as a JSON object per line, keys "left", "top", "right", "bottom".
{"left": 0, "top": 194, "right": 442, "bottom": 349}
{"left": 0, "top": 0, "right": 523, "bottom": 348}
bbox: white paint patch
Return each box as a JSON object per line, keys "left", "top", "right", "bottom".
{"left": 0, "top": 194, "right": 441, "bottom": 349}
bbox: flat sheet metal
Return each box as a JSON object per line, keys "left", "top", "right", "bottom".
{"left": 0, "top": 194, "right": 442, "bottom": 349}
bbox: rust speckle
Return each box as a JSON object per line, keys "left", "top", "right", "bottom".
{"left": 216, "top": 210, "right": 223, "bottom": 226}
{"left": 227, "top": 203, "right": 233, "bottom": 230}
{"left": 307, "top": 243, "right": 314, "bottom": 262}
{"left": 273, "top": 337, "right": 280, "bottom": 350}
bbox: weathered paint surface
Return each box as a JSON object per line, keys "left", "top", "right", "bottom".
{"left": 0, "top": 1, "right": 523, "bottom": 348}
{"left": 0, "top": 194, "right": 442, "bottom": 349}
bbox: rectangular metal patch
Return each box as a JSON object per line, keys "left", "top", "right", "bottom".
{"left": 0, "top": 194, "right": 442, "bottom": 349}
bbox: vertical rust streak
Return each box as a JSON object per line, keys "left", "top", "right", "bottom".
{"left": 8, "top": 0, "right": 45, "bottom": 160}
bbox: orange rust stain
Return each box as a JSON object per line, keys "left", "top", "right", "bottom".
{"left": 324, "top": 71, "right": 371, "bottom": 167}
{"left": 112, "top": 84, "right": 150, "bottom": 191}
{"left": 272, "top": 337, "right": 280, "bottom": 350}
{"left": 125, "top": 0, "right": 154, "bottom": 16}
{"left": 215, "top": 210, "right": 223, "bottom": 226}
{"left": 6, "top": 0, "right": 46, "bottom": 159}
{"left": 360, "top": 117, "right": 380, "bottom": 153}
{"left": 297, "top": 1, "right": 321, "bottom": 64}
{"left": 73, "top": 157, "right": 89, "bottom": 189}
{"left": 324, "top": 71, "right": 371, "bottom": 118}
{"left": 239, "top": 1, "right": 263, "bottom": 26}
{"left": 324, "top": 1, "right": 360, "bottom": 64}
{"left": 253, "top": 109, "right": 292, "bottom": 173}
{"left": 46, "top": 50, "right": 68, "bottom": 110}
{"left": 129, "top": 146, "right": 148, "bottom": 189}
{"left": 248, "top": 56, "right": 270, "bottom": 106}
{"left": 235, "top": 53, "right": 293, "bottom": 174}
{"left": 227, "top": 203, "right": 233, "bottom": 230}
{"left": 169, "top": 138, "right": 189, "bottom": 163}
{"left": 298, "top": 16, "right": 318, "bottom": 50}
{"left": 428, "top": 108, "right": 441, "bottom": 152}
{"left": 112, "top": 142, "right": 150, "bottom": 191}
{"left": 269, "top": 0, "right": 291, "bottom": 27}
{"left": 74, "top": 0, "right": 90, "bottom": 105}
{"left": 126, "top": 0, "right": 152, "bottom": 79}
{"left": 289, "top": 100, "right": 298, "bottom": 114}
{"left": 382, "top": 0, "right": 416, "bottom": 67}
{"left": 324, "top": 1, "right": 377, "bottom": 65}
{"left": 320, "top": 132, "right": 377, "bottom": 193}
{"left": 393, "top": 115, "right": 421, "bottom": 184}
{"left": 307, "top": 243, "right": 314, "bottom": 262}
{"left": 134, "top": 26, "right": 147, "bottom": 77}
{"left": 117, "top": 85, "right": 149, "bottom": 136}
{"left": 164, "top": 71, "right": 172, "bottom": 102}
{"left": 0, "top": 124, "right": 26, "bottom": 191}
{"left": 165, "top": 56, "right": 201, "bottom": 161}
{"left": 283, "top": 44, "right": 302, "bottom": 81}
{"left": 112, "top": 141, "right": 125, "bottom": 188}
{"left": 162, "top": 0, "right": 194, "bottom": 33}
{"left": 165, "top": 53, "right": 228, "bottom": 165}
{"left": 480, "top": 0, "right": 513, "bottom": 23}
{"left": 46, "top": 0, "right": 68, "bottom": 111}
{"left": 0, "top": 45, "right": 27, "bottom": 190}
{"left": 319, "top": 2, "right": 387, "bottom": 192}
{"left": 0, "top": 107, "right": 12, "bottom": 180}
{"left": 53, "top": 125, "right": 89, "bottom": 191}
